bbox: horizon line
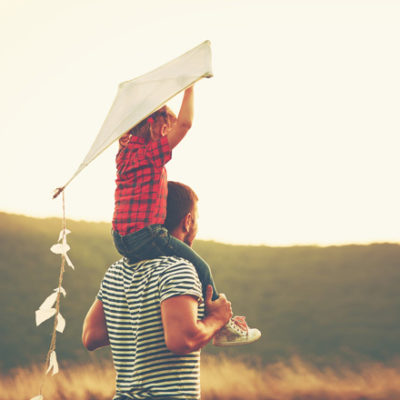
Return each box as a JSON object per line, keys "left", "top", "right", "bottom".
{"left": 1, "top": 209, "right": 399, "bottom": 249}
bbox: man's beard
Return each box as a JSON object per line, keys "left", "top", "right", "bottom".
{"left": 184, "top": 228, "right": 196, "bottom": 247}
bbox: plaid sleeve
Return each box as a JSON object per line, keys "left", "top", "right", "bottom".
{"left": 159, "top": 258, "right": 203, "bottom": 303}
{"left": 145, "top": 136, "right": 172, "bottom": 168}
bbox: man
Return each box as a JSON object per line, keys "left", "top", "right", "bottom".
{"left": 82, "top": 181, "right": 232, "bottom": 400}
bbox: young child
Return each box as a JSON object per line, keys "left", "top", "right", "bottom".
{"left": 112, "top": 86, "right": 261, "bottom": 346}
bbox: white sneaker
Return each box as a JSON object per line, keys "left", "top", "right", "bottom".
{"left": 213, "top": 316, "right": 261, "bottom": 347}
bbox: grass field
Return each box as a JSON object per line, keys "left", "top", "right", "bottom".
{"left": 2, "top": 356, "right": 400, "bottom": 400}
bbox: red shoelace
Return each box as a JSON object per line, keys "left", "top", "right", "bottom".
{"left": 232, "top": 316, "right": 248, "bottom": 331}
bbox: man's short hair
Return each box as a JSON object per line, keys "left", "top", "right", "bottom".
{"left": 164, "top": 181, "right": 198, "bottom": 232}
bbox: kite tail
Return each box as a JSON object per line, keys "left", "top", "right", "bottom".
{"left": 32, "top": 190, "right": 73, "bottom": 400}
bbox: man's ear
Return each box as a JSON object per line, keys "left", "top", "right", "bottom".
{"left": 161, "top": 123, "right": 169, "bottom": 136}
{"left": 183, "top": 213, "right": 192, "bottom": 232}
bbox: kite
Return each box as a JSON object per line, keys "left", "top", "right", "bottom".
{"left": 32, "top": 41, "right": 213, "bottom": 400}
{"left": 54, "top": 40, "right": 213, "bottom": 198}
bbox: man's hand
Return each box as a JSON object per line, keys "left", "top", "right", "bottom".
{"left": 204, "top": 285, "right": 232, "bottom": 326}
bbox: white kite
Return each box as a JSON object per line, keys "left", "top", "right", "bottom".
{"left": 54, "top": 40, "right": 213, "bottom": 198}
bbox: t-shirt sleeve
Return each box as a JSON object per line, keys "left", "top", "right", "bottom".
{"left": 96, "top": 279, "right": 104, "bottom": 301}
{"left": 159, "top": 259, "right": 203, "bottom": 303}
{"left": 145, "top": 136, "right": 172, "bottom": 168}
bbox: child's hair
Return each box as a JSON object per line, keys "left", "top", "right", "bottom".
{"left": 128, "top": 105, "right": 176, "bottom": 143}
{"left": 164, "top": 181, "right": 199, "bottom": 232}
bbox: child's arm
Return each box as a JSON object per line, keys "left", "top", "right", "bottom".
{"left": 167, "top": 87, "right": 194, "bottom": 149}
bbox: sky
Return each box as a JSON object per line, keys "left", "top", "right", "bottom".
{"left": 1, "top": 0, "right": 399, "bottom": 246}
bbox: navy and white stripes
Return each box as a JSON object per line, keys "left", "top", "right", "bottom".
{"left": 98, "top": 256, "right": 204, "bottom": 400}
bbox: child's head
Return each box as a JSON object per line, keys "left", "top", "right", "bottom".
{"left": 128, "top": 105, "right": 177, "bottom": 143}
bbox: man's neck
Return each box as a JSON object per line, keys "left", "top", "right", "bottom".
{"left": 170, "top": 228, "right": 185, "bottom": 243}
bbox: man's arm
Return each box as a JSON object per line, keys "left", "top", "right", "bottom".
{"left": 167, "top": 87, "right": 194, "bottom": 150}
{"left": 161, "top": 285, "right": 232, "bottom": 355}
{"left": 82, "top": 299, "right": 110, "bottom": 351}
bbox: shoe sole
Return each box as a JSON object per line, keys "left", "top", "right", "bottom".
{"left": 213, "top": 331, "right": 261, "bottom": 347}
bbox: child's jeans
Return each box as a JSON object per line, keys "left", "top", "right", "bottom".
{"left": 112, "top": 224, "right": 219, "bottom": 301}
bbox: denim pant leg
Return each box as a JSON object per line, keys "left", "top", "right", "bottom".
{"left": 113, "top": 226, "right": 219, "bottom": 300}
{"left": 112, "top": 225, "right": 169, "bottom": 263}
{"left": 165, "top": 235, "right": 219, "bottom": 301}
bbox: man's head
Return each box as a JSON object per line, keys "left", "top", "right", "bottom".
{"left": 164, "top": 181, "right": 199, "bottom": 247}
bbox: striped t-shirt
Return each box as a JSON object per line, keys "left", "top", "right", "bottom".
{"left": 97, "top": 256, "right": 204, "bottom": 400}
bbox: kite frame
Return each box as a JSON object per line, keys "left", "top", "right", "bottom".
{"left": 54, "top": 41, "right": 212, "bottom": 198}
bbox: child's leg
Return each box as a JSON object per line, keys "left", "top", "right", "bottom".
{"left": 162, "top": 234, "right": 219, "bottom": 301}
{"left": 112, "top": 225, "right": 170, "bottom": 263}
{"left": 113, "top": 225, "right": 219, "bottom": 300}
{"left": 164, "top": 233, "right": 262, "bottom": 346}
{"left": 120, "top": 227, "right": 262, "bottom": 346}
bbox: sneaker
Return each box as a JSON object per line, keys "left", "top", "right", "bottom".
{"left": 213, "top": 316, "right": 261, "bottom": 347}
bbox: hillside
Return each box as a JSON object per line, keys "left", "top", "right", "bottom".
{"left": 1, "top": 212, "right": 400, "bottom": 370}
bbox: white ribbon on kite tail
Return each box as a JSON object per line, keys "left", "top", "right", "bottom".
{"left": 32, "top": 193, "right": 72, "bottom": 399}
{"left": 54, "top": 40, "right": 213, "bottom": 198}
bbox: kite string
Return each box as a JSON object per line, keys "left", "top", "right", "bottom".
{"left": 39, "top": 191, "right": 67, "bottom": 396}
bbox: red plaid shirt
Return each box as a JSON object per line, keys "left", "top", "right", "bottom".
{"left": 112, "top": 135, "right": 172, "bottom": 235}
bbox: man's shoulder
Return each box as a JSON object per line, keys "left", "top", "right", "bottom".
{"left": 155, "top": 256, "right": 198, "bottom": 277}
{"left": 111, "top": 256, "right": 196, "bottom": 272}
{"left": 117, "top": 255, "right": 187, "bottom": 264}
{"left": 123, "top": 256, "right": 200, "bottom": 288}
{"left": 102, "top": 256, "right": 203, "bottom": 306}
{"left": 103, "top": 257, "right": 199, "bottom": 287}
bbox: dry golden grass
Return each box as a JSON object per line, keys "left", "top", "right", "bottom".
{"left": 201, "top": 356, "right": 400, "bottom": 400}
{"left": 2, "top": 356, "right": 400, "bottom": 400}
{"left": 0, "top": 361, "right": 115, "bottom": 400}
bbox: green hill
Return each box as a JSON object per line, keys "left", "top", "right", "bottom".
{"left": 1, "top": 211, "right": 400, "bottom": 370}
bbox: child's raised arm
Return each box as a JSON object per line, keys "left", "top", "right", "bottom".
{"left": 167, "top": 86, "right": 194, "bottom": 149}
